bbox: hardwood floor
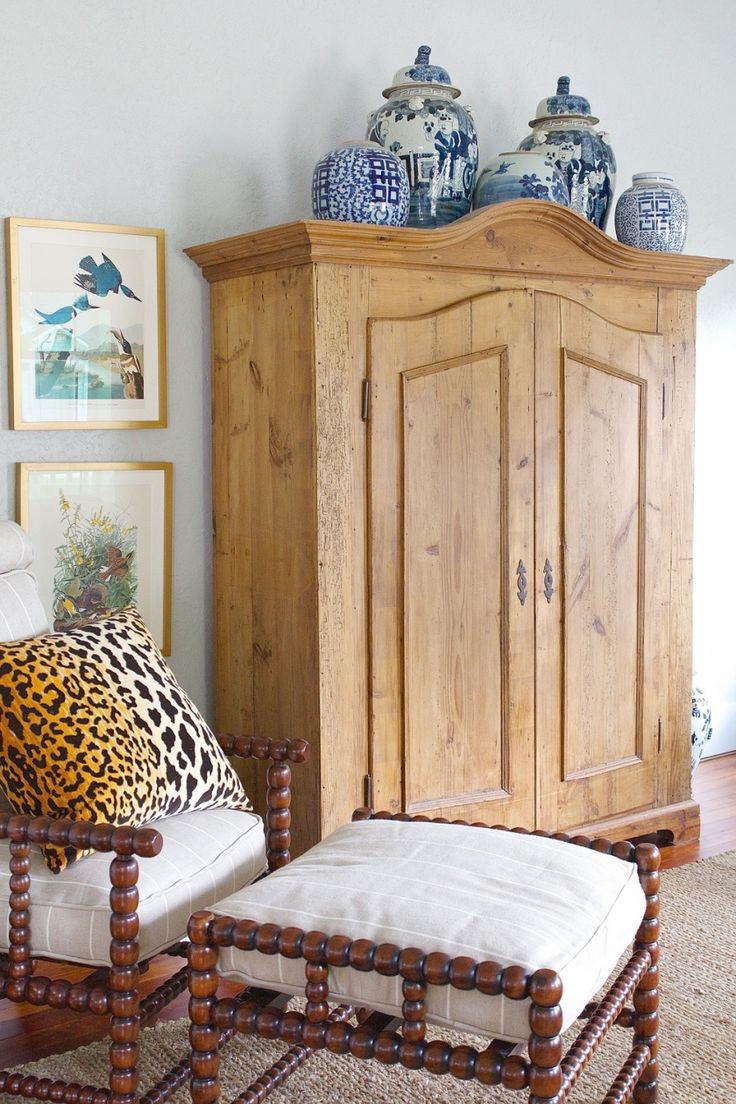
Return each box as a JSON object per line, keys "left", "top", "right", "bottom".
{"left": 1, "top": 753, "right": 734, "bottom": 1067}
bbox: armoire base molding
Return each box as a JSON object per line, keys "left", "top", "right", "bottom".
{"left": 567, "top": 798, "right": 701, "bottom": 847}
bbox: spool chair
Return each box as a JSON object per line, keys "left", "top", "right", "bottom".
{"left": 0, "top": 519, "right": 308, "bottom": 1103}
{"left": 188, "top": 810, "right": 661, "bottom": 1104}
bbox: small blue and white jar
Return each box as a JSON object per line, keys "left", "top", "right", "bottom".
{"left": 691, "top": 682, "right": 713, "bottom": 775}
{"left": 474, "top": 150, "right": 569, "bottom": 209}
{"left": 518, "top": 76, "right": 615, "bottom": 230}
{"left": 311, "top": 140, "right": 410, "bottom": 226}
{"left": 366, "top": 46, "right": 478, "bottom": 228}
{"left": 615, "top": 173, "right": 688, "bottom": 252}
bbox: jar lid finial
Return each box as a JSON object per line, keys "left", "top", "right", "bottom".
{"left": 384, "top": 44, "right": 457, "bottom": 96}
{"left": 530, "top": 74, "right": 595, "bottom": 123}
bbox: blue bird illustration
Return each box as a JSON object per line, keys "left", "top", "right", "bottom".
{"left": 35, "top": 303, "right": 77, "bottom": 325}
{"left": 34, "top": 293, "right": 99, "bottom": 325}
{"left": 74, "top": 253, "right": 141, "bottom": 301}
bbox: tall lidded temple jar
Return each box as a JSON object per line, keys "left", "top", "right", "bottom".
{"left": 518, "top": 76, "right": 616, "bottom": 230}
{"left": 366, "top": 45, "right": 478, "bottom": 228}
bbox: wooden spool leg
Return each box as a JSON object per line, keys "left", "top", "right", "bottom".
{"left": 527, "top": 969, "right": 563, "bottom": 1104}
{"left": 632, "top": 845, "right": 661, "bottom": 1104}
{"left": 189, "top": 913, "right": 221, "bottom": 1104}
{"left": 108, "top": 855, "right": 141, "bottom": 1104}
{"left": 7, "top": 838, "right": 34, "bottom": 997}
{"left": 266, "top": 761, "right": 292, "bottom": 871}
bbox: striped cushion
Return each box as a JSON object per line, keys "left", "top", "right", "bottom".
{"left": 0, "top": 521, "right": 35, "bottom": 575}
{"left": 0, "top": 522, "right": 49, "bottom": 644}
{"left": 212, "top": 819, "right": 645, "bottom": 1044}
{"left": 0, "top": 808, "right": 266, "bottom": 966}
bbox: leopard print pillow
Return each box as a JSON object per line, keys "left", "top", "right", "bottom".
{"left": 0, "top": 606, "right": 251, "bottom": 871}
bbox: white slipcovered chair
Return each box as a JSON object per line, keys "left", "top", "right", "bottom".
{"left": 0, "top": 519, "right": 307, "bottom": 1103}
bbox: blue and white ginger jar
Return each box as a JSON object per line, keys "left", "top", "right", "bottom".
{"left": 615, "top": 173, "right": 688, "bottom": 252}
{"left": 311, "top": 140, "right": 410, "bottom": 226}
{"left": 474, "top": 150, "right": 569, "bottom": 209}
{"left": 366, "top": 45, "right": 478, "bottom": 228}
{"left": 518, "top": 76, "right": 615, "bottom": 230}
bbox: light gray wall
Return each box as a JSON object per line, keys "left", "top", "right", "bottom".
{"left": 1, "top": 1, "right": 734, "bottom": 753}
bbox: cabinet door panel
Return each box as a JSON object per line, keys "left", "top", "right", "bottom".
{"left": 536, "top": 294, "right": 668, "bottom": 831}
{"left": 368, "top": 291, "right": 535, "bottom": 826}
{"left": 562, "top": 350, "right": 643, "bottom": 773}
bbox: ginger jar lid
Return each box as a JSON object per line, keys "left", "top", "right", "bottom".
{"left": 529, "top": 75, "right": 599, "bottom": 125}
{"left": 632, "top": 172, "right": 674, "bottom": 186}
{"left": 383, "top": 45, "right": 461, "bottom": 99}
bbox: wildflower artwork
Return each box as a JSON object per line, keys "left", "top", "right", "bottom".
{"left": 7, "top": 218, "right": 166, "bottom": 429}
{"left": 52, "top": 493, "right": 138, "bottom": 631}
{"left": 18, "top": 463, "right": 172, "bottom": 654}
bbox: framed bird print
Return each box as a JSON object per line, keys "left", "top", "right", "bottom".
{"left": 6, "top": 218, "right": 166, "bottom": 428}
{"left": 17, "top": 462, "right": 173, "bottom": 653}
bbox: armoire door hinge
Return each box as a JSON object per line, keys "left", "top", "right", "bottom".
{"left": 657, "top": 717, "right": 663, "bottom": 753}
{"left": 662, "top": 382, "right": 666, "bottom": 420}
{"left": 363, "top": 772, "right": 374, "bottom": 809}
{"left": 361, "top": 379, "right": 370, "bottom": 421}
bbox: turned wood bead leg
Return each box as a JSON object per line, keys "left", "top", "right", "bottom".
{"left": 633, "top": 845, "right": 661, "bottom": 1103}
{"left": 189, "top": 912, "right": 221, "bottom": 1104}
{"left": 108, "top": 855, "right": 141, "bottom": 1104}
{"left": 527, "top": 969, "right": 563, "bottom": 1103}
{"left": 8, "top": 839, "right": 34, "bottom": 985}
{"left": 266, "top": 761, "right": 292, "bottom": 871}
{"left": 401, "top": 978, "right": 427, "bottom": 1043}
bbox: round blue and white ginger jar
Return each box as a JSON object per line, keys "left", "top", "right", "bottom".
{"left": 366, "top": 45, "right": 478, "bottom": 228}
{"left": 517, "top": 76, "right": 615, "bottom": 230}
{"left": 474, "top": 150, "right": 569, "bottom": 209}
{"left": 615, "top": 173, "right": 688, "bottom": 252}
{"left": 311, "top": 140, "right": 410, "bottom": 226}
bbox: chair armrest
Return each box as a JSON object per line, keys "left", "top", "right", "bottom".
{"left": 0, "top": 812, "right": 163, "bottom": 858}
{"left": 215, "top": 735, "right": 310, "bottom": 871}
{"left": 0, "top": 813, "right": 164, "bottom": 997}
{"left": 214, "top": 734, "right": 310, "bottom": 764}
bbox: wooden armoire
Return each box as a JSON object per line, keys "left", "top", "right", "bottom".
{"left": 187, "top": 202, "right": 728, "bottom": 858}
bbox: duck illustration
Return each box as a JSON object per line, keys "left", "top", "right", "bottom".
{"left": 74, "top": 253, "right": 141, "bottom": 301}
{"left": 34, "top": 293, "right": 99, "bottom": 325}
{"left": 110, "top": 329, "right": 144, "bottom": 399}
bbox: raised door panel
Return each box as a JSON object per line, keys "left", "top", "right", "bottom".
{"left": 368, "top": 290, "right": 535, "bottom": 826}
{"left": 536, "top": 293, "right": 668, "bottom": 832}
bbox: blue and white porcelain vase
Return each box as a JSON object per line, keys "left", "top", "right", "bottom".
{"left": 366, "top": 45, "right": 478, "bottom": 228}
{"left": 518, "top": 76, "right": 615, "bottom": 230}
{"left": 614, "top": 173, "right": 688, "bottom": 252}
{"left": 311, "top": 140, "right": 410, "bottom": 226}
{"left": 691, "top": 682, "right": 713, "bottom": 776}
{"left": 474, "top": 150, "right": 569, "bottom": 209}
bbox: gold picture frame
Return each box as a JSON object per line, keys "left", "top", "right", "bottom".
{"left": 17, "top": 462, "right": 173, "bottom": 654}
{"left": 7, "top": 217, "right": 166, "bottom": 429}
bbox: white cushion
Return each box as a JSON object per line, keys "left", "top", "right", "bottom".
{"left": 0, "top": 521, "right": 49, "bottom": 642}
{"left": 0, "top": 808, "right": 266, "bottom": 966}
{"left": 0, "top": 569, "right": 49, "bottom": 642}
{"left": 0, "top": 521, "right": 34, "bottom": 575}
{"left": 212, "top": 819, "right": 645, "bottom": 1044}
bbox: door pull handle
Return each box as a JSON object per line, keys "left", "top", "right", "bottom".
{"left": 543, "top": 558, "right": 554, "bottom": 603}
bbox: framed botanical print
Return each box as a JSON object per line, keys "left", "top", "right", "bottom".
{"left": 7, "top": 218, "right": 166, "bottom": 429}
{"left": 17, "top": 462, "right": 173, "bottom": 653}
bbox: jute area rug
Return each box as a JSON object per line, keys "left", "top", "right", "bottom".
{"left": 6, "top": 851, "right": 735, "bottom": 1103}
